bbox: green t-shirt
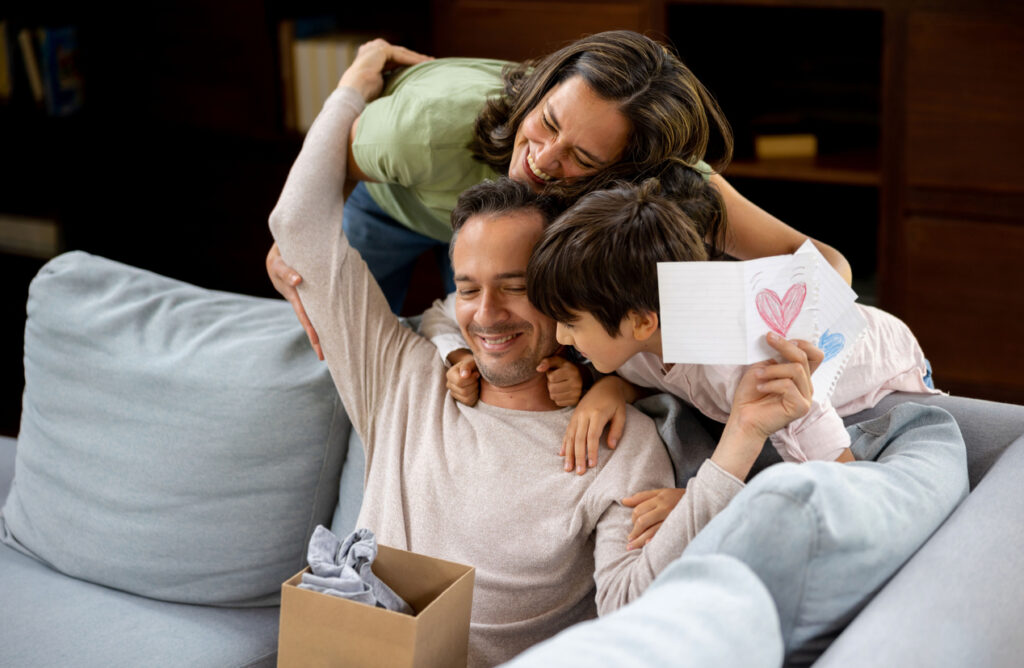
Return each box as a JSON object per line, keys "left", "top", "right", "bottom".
{"left": 352, "top": 57, "right": 715, "bottom": 243}
{"left": 353, "top": 58, "right": 507, "bottom": 242}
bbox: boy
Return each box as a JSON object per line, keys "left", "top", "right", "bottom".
{"left": 524, "top": 171, "right": 936, "bottom": 546}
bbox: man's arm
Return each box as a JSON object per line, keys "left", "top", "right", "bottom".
{"left": 268, "top": 41, "right": 433, "bottom": 440}
{"left": 591, "top": 334, "right": 822, "bottom": 613}
{"left": 591, "top": 449, "right": 745, "bottom": 615}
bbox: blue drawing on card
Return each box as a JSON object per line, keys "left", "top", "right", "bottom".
{"left": 818, "top": 329, "right": 846, "bottom": 363}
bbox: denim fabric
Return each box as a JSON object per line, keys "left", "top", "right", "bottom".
{"left": 816, "top": 435, "right": 1024, "bottom": 667}
{"left": 499, "top": 554, "right": 783, "bottom": 668}
{"left": 342, "top": 182, "right": 454, "bottom": 314}
{"left": 684, "top": 402, "right": 968, "bottom": 666}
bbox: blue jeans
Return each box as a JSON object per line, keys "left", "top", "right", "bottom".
{"left": 342, "top": 182, "right": 455, "bottom": 315}
{"left": 501, "top": 554, "right": 783, "bottom": 668}
{"left": 684, "top": 402, "right": 968, "bottom": 662}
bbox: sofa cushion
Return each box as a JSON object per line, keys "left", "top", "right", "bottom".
{"left": 0, "top": 542, "right": 279, "bottom": 667}
{"left": 843, "top": 391, "right": 1024, "bottom": 488}
{"left": 684, "top": 403, "right": 968, "bottom": 665}
{"left": 0, "top": 251, "right": 350, "bottom": 606}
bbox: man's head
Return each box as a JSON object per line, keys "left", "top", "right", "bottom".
{"left": 450, "top": 178, "right": 564, "bottom": 388}
{"left": 527, "top": 175, "right": 712, "bottom": 373}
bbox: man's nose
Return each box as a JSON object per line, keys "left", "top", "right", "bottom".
{"left": 476, "top": 289, "right": 508, "bottom": 326}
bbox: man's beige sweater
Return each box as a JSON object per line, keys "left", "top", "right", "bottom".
{"left": 269, "top": 86, "right": 744, "bottom": 667}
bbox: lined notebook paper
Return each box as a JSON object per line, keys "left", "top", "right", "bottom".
{"left": 659, "top": 241, "right": 866, "bottom": 401}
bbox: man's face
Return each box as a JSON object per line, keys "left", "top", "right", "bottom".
{"left": 452, "top": 210, "right": 559, "bottom": 387}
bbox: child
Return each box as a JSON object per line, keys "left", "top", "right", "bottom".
{"left": 524, "top": 166, "right": 937, "bottom": 544}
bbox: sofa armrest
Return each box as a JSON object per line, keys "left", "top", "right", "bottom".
{"left": 0, "top": 435, "right": 15, "bottom": 506}
{"left": 815, "top": 434, "right": 1024, "bottom": 667}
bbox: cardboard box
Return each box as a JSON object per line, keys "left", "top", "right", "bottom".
{"left": 278, "top": 545, "right": 475, "bottom": 667}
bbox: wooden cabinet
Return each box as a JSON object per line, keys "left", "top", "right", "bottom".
{"left": 887, "top": 6, "right": 1024, "bottom": 400}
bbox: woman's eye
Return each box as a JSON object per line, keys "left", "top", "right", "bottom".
{"left": 574, "top": 155, "right": 595, "bottom": 170}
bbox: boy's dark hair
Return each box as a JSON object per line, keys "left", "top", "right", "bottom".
{"left": 449, "top": 178, "right": 565, "bottom": 259}
{"left": 527, "top": 164, "right": 720, "bottom": 336}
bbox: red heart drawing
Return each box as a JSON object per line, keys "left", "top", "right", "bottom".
{"left": 756, "top": 283, "right": 807, "bottom": 337}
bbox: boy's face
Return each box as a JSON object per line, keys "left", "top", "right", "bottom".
{"left": 555, "top": 311, "right": 643, "bottom": 374}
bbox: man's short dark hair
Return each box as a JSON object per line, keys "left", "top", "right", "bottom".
{"left": 449, "top": 178, "right": 564, "bottom": 260}
{"left": 527, "top": 174, "right": 716, "bottom": 336}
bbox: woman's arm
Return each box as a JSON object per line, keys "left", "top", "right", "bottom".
{"left": 712, "top": 174, "right": 853, "bottom": 284}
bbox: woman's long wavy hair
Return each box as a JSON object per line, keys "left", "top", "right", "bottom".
{"left": 469, "top": 30, "right": 733, "bottom": 252}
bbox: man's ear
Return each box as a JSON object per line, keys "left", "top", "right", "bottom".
{"left": 627, "top": 310, "right": 659, "bottom": 342}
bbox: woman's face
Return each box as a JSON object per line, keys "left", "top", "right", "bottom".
{"left": 508, "top": 75, "right": 631, "bottom": 191}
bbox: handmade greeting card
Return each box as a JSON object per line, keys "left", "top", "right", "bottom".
{"left": 658, "top": 241, "right": 866, "bottom": 401}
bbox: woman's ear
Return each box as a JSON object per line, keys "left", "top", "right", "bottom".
{"left": 627, "top": 310, "right": 659, "bottom": 342}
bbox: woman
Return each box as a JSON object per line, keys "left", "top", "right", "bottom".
{"left": 268, "top": 32, "right": 851, "bottom": 358}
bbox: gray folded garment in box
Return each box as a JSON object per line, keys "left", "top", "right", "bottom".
{"left": 299, "top": 525, "right": 413, "bottom": 615}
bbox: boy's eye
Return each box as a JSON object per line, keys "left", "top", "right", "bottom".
{"left": 505, "top": 285, "right": 527, "bottom": 294}
{"left": 457, "top": 288, "right": 479, "bottom": 297}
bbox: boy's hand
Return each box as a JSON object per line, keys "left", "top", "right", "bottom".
{"left": 731, "top": 333, "right": 823, "bottom": 440}
{"left": 446, "top": 350, "right": 480, "bottom": 406}
{"left": 536, "top": 354, "right": 584, "bottom": 407}
{"left": 561, "top": 376, "right": 631, "bottom": 475}
{"left": 623, "top": 487, "right": 686, "bottom": 550}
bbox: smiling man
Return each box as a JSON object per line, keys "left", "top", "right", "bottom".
{"left": 269, "top": 69, "right": 776, "bottom": 664}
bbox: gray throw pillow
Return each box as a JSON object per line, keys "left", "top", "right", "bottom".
{"left": 0, "top": 251, "right": 350, "bottom": 606}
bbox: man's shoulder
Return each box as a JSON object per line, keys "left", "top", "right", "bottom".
{"left": 613, "top": 404, "right": 669, "bottom": 461}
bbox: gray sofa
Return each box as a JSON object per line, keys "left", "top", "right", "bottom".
{"left": 2, "top": 251, "right": 1023, "bottom": 667}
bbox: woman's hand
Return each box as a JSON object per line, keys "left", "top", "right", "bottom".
{"left": 338, "top": 39, "right": 433, "bottom": 102}
{"left": 267, "top": 242, "right": 322, "bottom": 360}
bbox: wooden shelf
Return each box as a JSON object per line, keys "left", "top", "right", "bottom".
{"left": 723, "top": 151, "right": 880, "bottom": 187}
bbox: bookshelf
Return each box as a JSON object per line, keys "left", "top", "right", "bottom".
{"left": 0, "top": 2, "right": 431, "bottom": 436}
{"left": 430, "top": 0, "right": 1024, "bottom": 403}
{"left": 0, "top": 0, "right": 1021, "bottom": 440}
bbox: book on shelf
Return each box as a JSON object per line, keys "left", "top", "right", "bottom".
{"left": 0, "top": 22, "right": 11, "bottom": 101}
{"left": 37, "top": 26, "right": 84, "bottom": 117}
{"left": 280, "top": 21, "right": 379, "bottom": 133}
{"left": 8, "top": 25, "right": 83, "bottom": 116}
{"left": 17, "top": 28, "right": 45, "bottom": 106}
{"left": 754, "top": 133, "right": 818, "bottom": 160}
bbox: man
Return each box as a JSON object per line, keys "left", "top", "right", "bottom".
{"left": 267, "top": 43, "right": 818, "bottom": 666}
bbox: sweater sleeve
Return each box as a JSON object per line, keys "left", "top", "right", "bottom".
{"left": 587, "top": 414, "right": 745, "bottom": 615}
{"left": 769, "top": 400, "right": 851, "bottom": 462}
{"left": 418, "top": 292, "right": 469, "bottom": 364}
{"left": 268, "top": 86, "right": 421, "bottom": 443}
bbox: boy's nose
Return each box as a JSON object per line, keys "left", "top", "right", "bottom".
{"left": 555, "top": 322, "right": 572, "bottom": 346}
